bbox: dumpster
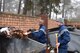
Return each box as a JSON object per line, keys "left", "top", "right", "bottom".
{"left": 49, "top": 31, "right": 80, "bottom": 53}
{"left": 7, "top": 38, "right": 46, "bottom": 53}
{"left": 48, "top": 32, "right": 57, "bottom": 48}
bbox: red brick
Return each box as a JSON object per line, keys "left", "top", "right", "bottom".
{"left": 0, "top": 13, "right": 60, "bottom": 32}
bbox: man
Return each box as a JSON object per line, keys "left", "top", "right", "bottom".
{"left": 25, "top": 19, "right": 47, "bottom": 44}
{"left": 56, "top": 18, "right": 70, "bottom": 53}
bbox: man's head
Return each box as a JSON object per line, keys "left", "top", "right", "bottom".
{"left": 56, "top": 18, "right": 65, "bottom": 29}
{"left": 39, "top": 19, "right": 44, "bottom": 25}
{"left": 58, "top": 18, "right": 64, "bottom": 23}
{"left": 57, "top": 18, "right": 64, "bottom": 26}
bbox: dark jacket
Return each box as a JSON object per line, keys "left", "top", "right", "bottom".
{"left": 58, "top": 25, "right": 70, "bottom": 49}
{"left": 31, "top": 25, "right": 47, "bottom": 44}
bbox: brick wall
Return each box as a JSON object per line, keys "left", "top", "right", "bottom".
{"left": 66, "top": 21, "right": 80, "bottom": 28}
{"left": 48, "top": 19, "right": 61, "bottom": 29}
{"left": 0, "top": 13, "right": 40, "bottom": 32}
{"left": 0, "top": 12, "right": 60, "bottom": 32}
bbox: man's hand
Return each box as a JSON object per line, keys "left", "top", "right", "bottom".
{"left": 56, "top": 43, "right": 60, "bottom": 48}
{"left": 24, "top": 32, "right": 31, "bottom": 35}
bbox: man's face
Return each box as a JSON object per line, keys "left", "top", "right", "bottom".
{"left": 38, "top": 20, "right": 44, "bottom": 25}
{"left": 39, "top": 21, "right": 42, "bottom": 25}
{"left": 57, "top": 23, "right": 63, "bottom": 29}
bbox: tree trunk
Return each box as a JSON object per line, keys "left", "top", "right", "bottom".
{"left": 56, "top": 13, "right": 57, "bottom": 20}
{"left": 23, "top": 7, "right": 27, "bottom": 15}
{"left": 18, "top": 0, "right": 22, "bottom": 14}
{"left": 23, "top": 0, "right": 28, "bottom": 15}
{"left": 49, "top": 2, "right": 52, "bottom": 18}
{"left": 40, "top": 0, "right": 47, "bottom": 15}
{"left": 3, "top": 0, "right": 5, "bottom": 12}
{"left": 32, "top": 4, "right": 34, "bottom": 16}
{"left": 0, "top": 0, "right": 2, "bottom": 12}
{"left": 62, "top": 0, "right": 65, "bottom": 18}
{"left": 32, "top": 0, "right": 36, "bottom": 17}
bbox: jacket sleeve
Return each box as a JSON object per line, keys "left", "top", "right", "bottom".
{"left": 58, "top": 31, "right": 70, "bottom": 45}
{"left": 31, "top": 26, "right": 46, "bottom": 38}
{"left": 31, "top": 30, "right": 44, "bottom": 38}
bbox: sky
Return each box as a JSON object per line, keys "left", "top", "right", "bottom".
{"left": 71, "top": 0, "right": 80, "bottom": 3}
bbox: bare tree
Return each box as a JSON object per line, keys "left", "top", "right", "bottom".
{"left": 23, "top": 0, "right": 33, "bottom": 15}
{"left": 23, "top": 0, "right": 27, "bottom": 15}
{"left": 18, "top": 0, "right": 22, "bottom": 14}
{"left": 0, "top": 0, "right": 2, "bottom": 12}
{"left": 3, "top": 0, "right": 5, "bottom": 12}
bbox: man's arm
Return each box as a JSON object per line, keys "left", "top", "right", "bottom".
{"left": 31, "top": 30, "right": 44, "bottom": 38}
{"left": 58, "top": 31, "right": 70, "bottom": 45}
{"left": 32, "top": 26, "right": 46, "bottom": 38}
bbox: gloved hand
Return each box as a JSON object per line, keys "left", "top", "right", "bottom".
{"left": 27, "top": 28, "right": 36, "bottom": 32}
{"left": 24, "top": 32, "right": 31, "bottom": 35}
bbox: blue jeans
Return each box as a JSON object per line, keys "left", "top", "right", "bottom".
{"left": 59, "top": 48, "right": 67, "bottom": 53}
